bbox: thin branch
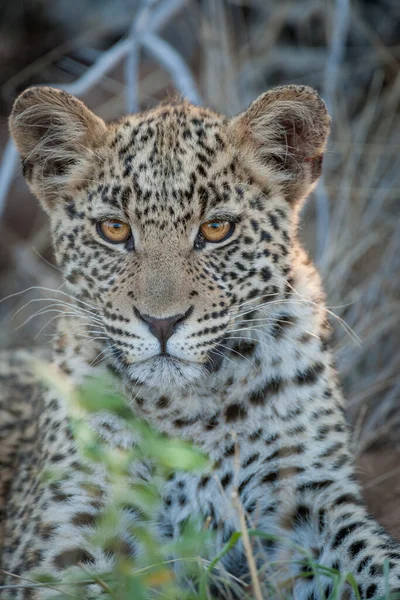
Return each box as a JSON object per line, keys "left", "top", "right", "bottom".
{"left": 231, "top": 490, "right": 263, "bottom": 600}
{"left": 0, "top": 0, "right": 193, "bottom": 218}
{"left": 315, "top": 0, "right": 351, "bottom": 261}
{"left": 125, "top": 1, "right": 153, "bottom": 113}
{"left": 142, "top": 33, "right": 201, "bottom": 104}
{"left": 63, "top": 38, "right": 131, "bottom": 97}
{"left": 0, "top": 140, "right": 19, "bottom": 219}
{"left": 148, "top": 0, "right": 189, "bottom": 32}
{"left": 0, "top": 36, "right": 131, "bottom": 219}
{"left": 324, "top": 0, "right": 351, "bottom": 117}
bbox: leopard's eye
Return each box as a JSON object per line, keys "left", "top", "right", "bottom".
{"left": 97, "top": 219, "right": 132, "bottom": 244}
{"left": 200, "top": 221, "right": 234, "bottom": 243}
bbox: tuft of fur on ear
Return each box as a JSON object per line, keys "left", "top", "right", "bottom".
{"left": 9, "top": 87, "right": 107, "bottom": 209}
{"left": 230, "top": 85, "right": 331, "bottom": 203}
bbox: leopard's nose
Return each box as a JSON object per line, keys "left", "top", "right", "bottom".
{"left": 134, "top": 306, "right": 193, "bottom": 352}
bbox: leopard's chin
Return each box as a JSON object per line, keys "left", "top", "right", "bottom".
{"left": 121, "top": 354, "right": 206, "bottom": 390}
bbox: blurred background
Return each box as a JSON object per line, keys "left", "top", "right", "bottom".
{"left": 0, "top": 0, "right": 399, "bottom": 532}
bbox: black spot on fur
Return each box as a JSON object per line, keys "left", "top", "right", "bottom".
{"left": 224, "top": 403, "right": 247, "bottom": 422}
{"left": 221, "top": 472, "right": 233, "bottom": 488}
{"left": 293, "top": 504, "right": 311, "bottom": 525}
{"left": 348, "top": 540, "right": 366, "bottom": 558}
{"left": 295, "top": 362, "right": 324, "bottom": 385}
{"left": 260, "top": 266, "right": 272, "bottom": 281}
{"left": 54, "top": 548, "right": 95, "bottom": 568}
{"left": 332, "top": 522, "right": 364, "bottom": 549}
{"left": 242, "top": 453, "right": 260, "bottom": 468}
{"left": 248, "top": 378, "right": 284, "bottom": 405}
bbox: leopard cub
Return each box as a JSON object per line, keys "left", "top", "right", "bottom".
{"left": 1, "top": 84, "right": 400, "bottom": 599}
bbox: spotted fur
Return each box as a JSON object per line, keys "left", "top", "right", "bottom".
{"left": 2, "top": 85, "right": 400, "bottom": 598}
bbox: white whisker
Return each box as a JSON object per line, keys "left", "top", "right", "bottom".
{"left": 15, "top": 309, "right": 89, "bottom": 332}
{"left": 232, "top": 291, "right": 282, "bottom": 312}
{"left": 210, "top": 347, "right": 237, "bottom": 369}
{"left": 32, "top": 247, "right": 62, "bottom": 272}
{"left": 223, "top": 335, "right": 274, "bottom": 354}
{"left": 1, "top": 285, "right": 98, "bottom": 313}
{"left": 90, "top": 344, "right": 117, "bottom": 366}
{"left": 216, "top": 342, "right": 256, "bottom": 369}
{"left": 13, "top": 297, "right": 102, "bottom": 323}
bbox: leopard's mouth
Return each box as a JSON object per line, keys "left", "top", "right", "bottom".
{"left": 109, "top": 348, "right": 206, "bottom": 389}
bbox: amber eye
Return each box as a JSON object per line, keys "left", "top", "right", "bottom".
{"left": 97, "top": 219, "right": 132, "bottom": 244}
{"left": 200, "top": 221, "right": 234, "bottom": 243}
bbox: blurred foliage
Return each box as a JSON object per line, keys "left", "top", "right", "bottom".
{"left": 0, "top": 0, "right": 399, "bottom": 560}
{"left": 28, "top": 367, "right": 215, "bottom": 599}
{"left": 4, "top": 367, "right": 398, "bottom": 599}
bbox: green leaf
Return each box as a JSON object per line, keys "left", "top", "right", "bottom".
{"left": 77, "top": 376, "right": 132, "bottom": 418}
{"left": 146, "top": 438, "right": 209, "bottom": 471}
{"left": 198, "top": 531, "right": 242, "bottom": 600}
{"left": 344, "top": 572, "right": 361, "bottom": 600}
{"left": 208, "top": 531, "right": 242, "bottom": 572}
{"left": 116, "top": 573, "right": 148, "bottom": 600}
{"left": 115, "top": 483, "right": 159, "bottom": 516}
{"left": 30, "top": 571, "right": 61, "bottom": 585}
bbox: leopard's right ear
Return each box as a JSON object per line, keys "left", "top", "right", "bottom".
{"left": 9, "top": 87, "right": 107, "bottom": 210}
{"left": 229, "top": 85, "right": 330, "bottom": 205}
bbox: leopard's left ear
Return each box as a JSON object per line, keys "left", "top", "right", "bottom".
{"left": 230, "top": 85, "right": 330, "bottom": 203}
{"left": 9, "top": 86, "right": 107, "bottom": 210}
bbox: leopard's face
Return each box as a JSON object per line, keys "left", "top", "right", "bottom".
{"left": 10, "top": 86, "right": 330, "bottom": 389}
{"left": 51, "top": 109, "right": 292, "bottom": 388}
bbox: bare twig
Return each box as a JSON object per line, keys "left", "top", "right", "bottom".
{"left": 0, "top": 140, "right": 19, "bottom": 219}
{"left": 0, "top": 570, "right": 78, "bottom": 598}
{"left": 315, "top": 0, "right": 351, "bottom": 261}
{"left": 125, "top": 0, "right": 153, "bottom": 113}
{"left": 324, "top": 0, "right": 351, "bottom": 116}
{"left": 232, "top": 489, "right": 263, "bottom": 600}
{"left": 0, "top": 0, "right": 194, "bottom": 217}
{"left": 142, "top": 33, "right": 201, "bottom": 104}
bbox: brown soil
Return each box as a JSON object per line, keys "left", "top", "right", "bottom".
{"left": 358, "top": 451, "right": 400, "bottom": 540}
